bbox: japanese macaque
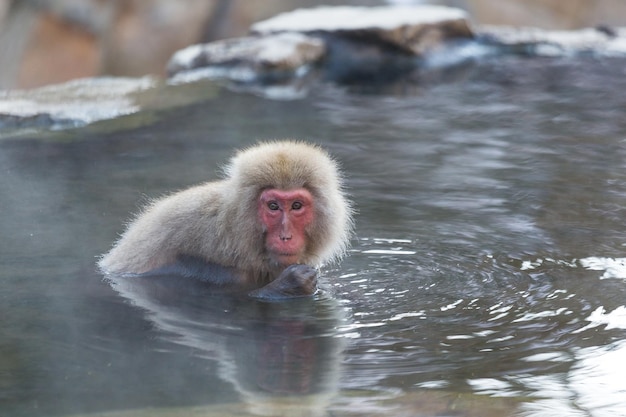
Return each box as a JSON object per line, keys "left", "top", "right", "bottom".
{"left": 99, "top": 140, "right": 353, "bottom": 299}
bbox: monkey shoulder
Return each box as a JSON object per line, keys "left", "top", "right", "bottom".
{"left": 149, "top": 181, "right": 226, "bottom": 220}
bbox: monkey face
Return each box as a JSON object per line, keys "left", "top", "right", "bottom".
{"left": 258, "top": 188, "right": 315, "bottom": 266}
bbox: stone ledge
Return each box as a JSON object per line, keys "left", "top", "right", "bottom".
{"left": 168, "top": 32, "right": 326, "bottom": 82}
{"left": 477, "top": 25, "right": 626, "bottom": 57}
{"left": 250, "top": 6, "right": 473, "bottom": 56}
{"left": 166, "top": 5, "right": 475, "bottom": 88}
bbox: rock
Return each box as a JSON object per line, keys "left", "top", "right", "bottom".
{"left": 167, "top": 32, "right": 325, "bottom": 82}
{"left": 250, "top": 5, "right": 474, "bottom": 56}
{"left": 166, "top": 5, "right": 476, "bottom": 90}
{"left": 101, "top": 0, "right": 221, "bottom": 78}
{"left": 16, "top": 12, "right": 101, "bottom": 90}
{"left": 467, "top": 0, "right": 626, "bottom": 31}
{"left": 0, "top": 77, "right": 155, "bottom": 131}
{"left": 477, "top": 25, "right": 626, "bottom": 57}
{"left": 0, "top": 1, "right": 106, "bottom": 90}
{"left": 0, "top": 0, "right": 238, "bottom": 90}
{"left": 0, "top": 74, "right": 228, "bottom": 136}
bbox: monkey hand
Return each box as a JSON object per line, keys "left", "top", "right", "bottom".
{"left": 249, "top": 264, "right": 318, "bottom": 300}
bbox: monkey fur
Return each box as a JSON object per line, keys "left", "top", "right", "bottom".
{"left": 99, "top": 140, "right": 353, "bottom": 291}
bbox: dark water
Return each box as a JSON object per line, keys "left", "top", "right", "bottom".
{"left": 1, "top": 56, "right": 626, "bottom": 417}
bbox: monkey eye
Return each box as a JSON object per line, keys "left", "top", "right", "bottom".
{"left": 291, "top": 201, "right": 303, "bottom": 210}
{"left": 267, "top": 201, "right": 280, "bottom": 211}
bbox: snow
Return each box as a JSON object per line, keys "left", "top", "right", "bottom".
{"left": 0, "top": 77, "right": 155, "bottom": 128}
{"left": 479, "top": 25, "right": 626, "bottom": 57}
{"left": 252, "top": 5, "right": 468, "bottom": 33}
{"left": 169, "top": 33, "right": 324, "bottom": 72}
{"left": 254, "top": 32, "right": 324, "bottom": 63}
{"left": 169, "top": 44, "right": 204, "bottom": 69}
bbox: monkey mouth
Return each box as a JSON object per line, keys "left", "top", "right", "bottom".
{"left": 274, "top": 252, "right": 301, "bottom": 264}
{"left": 276, "top": 252, "right": 299, "bottom": 258}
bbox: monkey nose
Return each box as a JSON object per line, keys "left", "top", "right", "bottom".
{"left": 280, "top": 235, "right": 292, "bottom": 241}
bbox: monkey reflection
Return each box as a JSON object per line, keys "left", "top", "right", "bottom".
{"left": 110, "top": 273, "right": 345, "bottom": 416}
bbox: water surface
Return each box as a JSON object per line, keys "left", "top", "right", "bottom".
{"left": 1, "top": 56, "right": 626, "bottom": 416}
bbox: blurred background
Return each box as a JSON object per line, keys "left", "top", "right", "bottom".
{"left": 1, "top": 0, "right": 626, "bottom": 90}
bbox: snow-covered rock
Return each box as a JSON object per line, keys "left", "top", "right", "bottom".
{"left": 0, "top": 77, "right": 155, "bottom": 131}
{"left": 477, "top": 25, "right": 626, "bottom": 57}
{"left": 166, "top": 5, "right": 475, "bottom": 91}
{"left": 167, "top": 32, "right": 325, "bottom": 81}
{"left": 250, "top": 5, "right": 473, "bottom": 55}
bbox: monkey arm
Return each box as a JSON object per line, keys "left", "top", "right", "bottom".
{"left": 151, "top": 254, "right": 251, "bottom": 287}
{"left": 248, "top": 264, "right": 318, "bottom": 300}
{"left": 132, "top": 258, "right": 318, "bottom": 299}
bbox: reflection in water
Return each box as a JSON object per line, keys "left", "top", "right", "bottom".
{"left": 109, "top": 273, "right": 345, "bottom": 416}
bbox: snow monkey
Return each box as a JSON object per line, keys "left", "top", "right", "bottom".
{"left": 99, "top": 140, "right": 353, "bottom": 299}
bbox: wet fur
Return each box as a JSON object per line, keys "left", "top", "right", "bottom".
{"left": 99, "top": 140, "right": 353, "bottom": 285}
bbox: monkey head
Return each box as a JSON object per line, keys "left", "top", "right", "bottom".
{"left": 226, "top": 141, "right": 353, "bottom": 270}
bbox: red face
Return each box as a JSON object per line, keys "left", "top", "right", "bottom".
{"left": 258, "top": 188, "right": 315, "bottom": 266}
